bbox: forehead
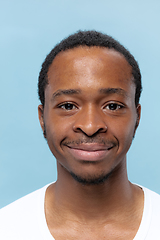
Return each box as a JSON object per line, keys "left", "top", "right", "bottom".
{"left": 46, "top": 46, "right": 134, "bottom": 97}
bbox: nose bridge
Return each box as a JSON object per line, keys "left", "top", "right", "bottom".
{"left": 73, "top": 104, "right": 107, "bottom": 136}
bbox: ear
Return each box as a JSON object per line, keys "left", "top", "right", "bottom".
{"left": 135, "top": 104, "right": 141, "bottom": 130}
{"left": 38, "top": 104, "right": 44, "bottom": 132}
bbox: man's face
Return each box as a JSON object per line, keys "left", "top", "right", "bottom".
{"left": 38, "top": 46, "right": 141, "bottom": 184}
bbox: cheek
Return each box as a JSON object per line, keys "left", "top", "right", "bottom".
{"left": 111, "top": 116, "right": 137, "bottom": 151}
{"left": 45, "top": 117, "right": 73, "bottom": 153}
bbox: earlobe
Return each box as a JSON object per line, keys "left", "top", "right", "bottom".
{"left": 38, "top": 105, "right": 44, "bottom": 131}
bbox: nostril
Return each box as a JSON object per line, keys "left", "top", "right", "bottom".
{"left": 73, "top": 125, "right": 107, "bottom": 137}
{"left": 99, "top": 127, "right": 107, "bottom": 133}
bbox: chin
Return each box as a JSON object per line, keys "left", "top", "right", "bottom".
{"left": 70, "top": 171, "right": 112, "bottom": 185}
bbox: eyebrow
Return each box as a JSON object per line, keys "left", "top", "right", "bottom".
{"left": 51, "top": 87, "right": 128, "bottom": 101}
{"left": 51, "top": 89, "right": 81, "bottom": 100}
{"left": 99, "top": 88, "right": 129, "bottom": 97}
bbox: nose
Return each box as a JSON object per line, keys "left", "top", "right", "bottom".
{"left": 73, "top": 106, "right": 107, "bottom": 136}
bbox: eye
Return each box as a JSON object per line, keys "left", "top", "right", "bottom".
{"left": 105, "top": 103, "right": 123, "bottom": 111}
{"left": 59, "top": 103, "right": 77, "bottom": 110}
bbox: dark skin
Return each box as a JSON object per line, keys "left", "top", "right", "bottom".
{"left": 38, "top": 46, "right": 143, "bottom": 239}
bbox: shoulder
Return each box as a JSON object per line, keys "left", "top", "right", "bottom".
{"left": 0, "top": 184, "right": 47, "bottom": 217}
{"left": 139, "top": 185, "right": 160, "bottom": 220}
{"left": 0, "top": 184, "right": 49, "bottom": 240}
{"left": 143, "top": 186, "right": 160, "bottom": 208}
{"left": 141, "top": 186, "right": 160, "bottom": 239}
{"left": 131, "top": 185, "right": 160, "bottom": 239}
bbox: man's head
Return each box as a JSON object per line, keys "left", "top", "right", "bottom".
{"left": 38, "top": 31, "right": 142, "bottom": 185}
{"left": 38, "top": 30, "right": 142, "bottom": 108}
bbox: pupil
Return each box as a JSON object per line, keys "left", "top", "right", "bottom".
{"left": 66, "top": 103, "right": 73, "bottom": 110}
{"left": 110, "top": 104, "right": 117, "bottom": 110}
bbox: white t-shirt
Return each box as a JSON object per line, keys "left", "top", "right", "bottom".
{"left": 0, "top": 184, "right": 160, "bottom": 239}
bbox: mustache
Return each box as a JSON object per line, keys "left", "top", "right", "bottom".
{"left": 62, "top": 137, "right": 117, "bottom": 146}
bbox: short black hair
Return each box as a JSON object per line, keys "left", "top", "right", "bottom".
{"left": 38, "top": 30, "right": 142, "bottom": 107}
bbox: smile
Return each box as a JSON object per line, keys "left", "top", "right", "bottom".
{"left": 65, "top": 144, "right": 114, "bottom": 161}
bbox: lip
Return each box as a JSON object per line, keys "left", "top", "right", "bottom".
{"left": 65, "top": 144, "right": 114, "bottom": 161}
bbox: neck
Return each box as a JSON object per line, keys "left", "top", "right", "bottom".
{"left": 45, "top": 160, "right": 139, "bottom": 223}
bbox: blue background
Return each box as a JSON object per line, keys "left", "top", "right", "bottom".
{"left": 1, "top": 0, "right": 160, "bottom": 208}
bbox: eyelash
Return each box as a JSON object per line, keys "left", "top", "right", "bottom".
{"left": 58, "top": 102, "right": 124, "bottom": 112}
{"left": 104, "top": 103, "right": 124, "bottom": 111}
{"left": 58, "top": 102, "right": 77, "bottom": 110}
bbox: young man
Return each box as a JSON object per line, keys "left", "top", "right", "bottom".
{"left": 1, "top": 31, "right": 160, "bottom": 239}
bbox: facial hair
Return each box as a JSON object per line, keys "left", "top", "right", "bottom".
{"left": 70, "top": 169, "right": 112, "bottom": 185}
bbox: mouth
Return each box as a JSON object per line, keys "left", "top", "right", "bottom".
{"left": 65, "top": 143, "right": 115, "bottom": 161}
